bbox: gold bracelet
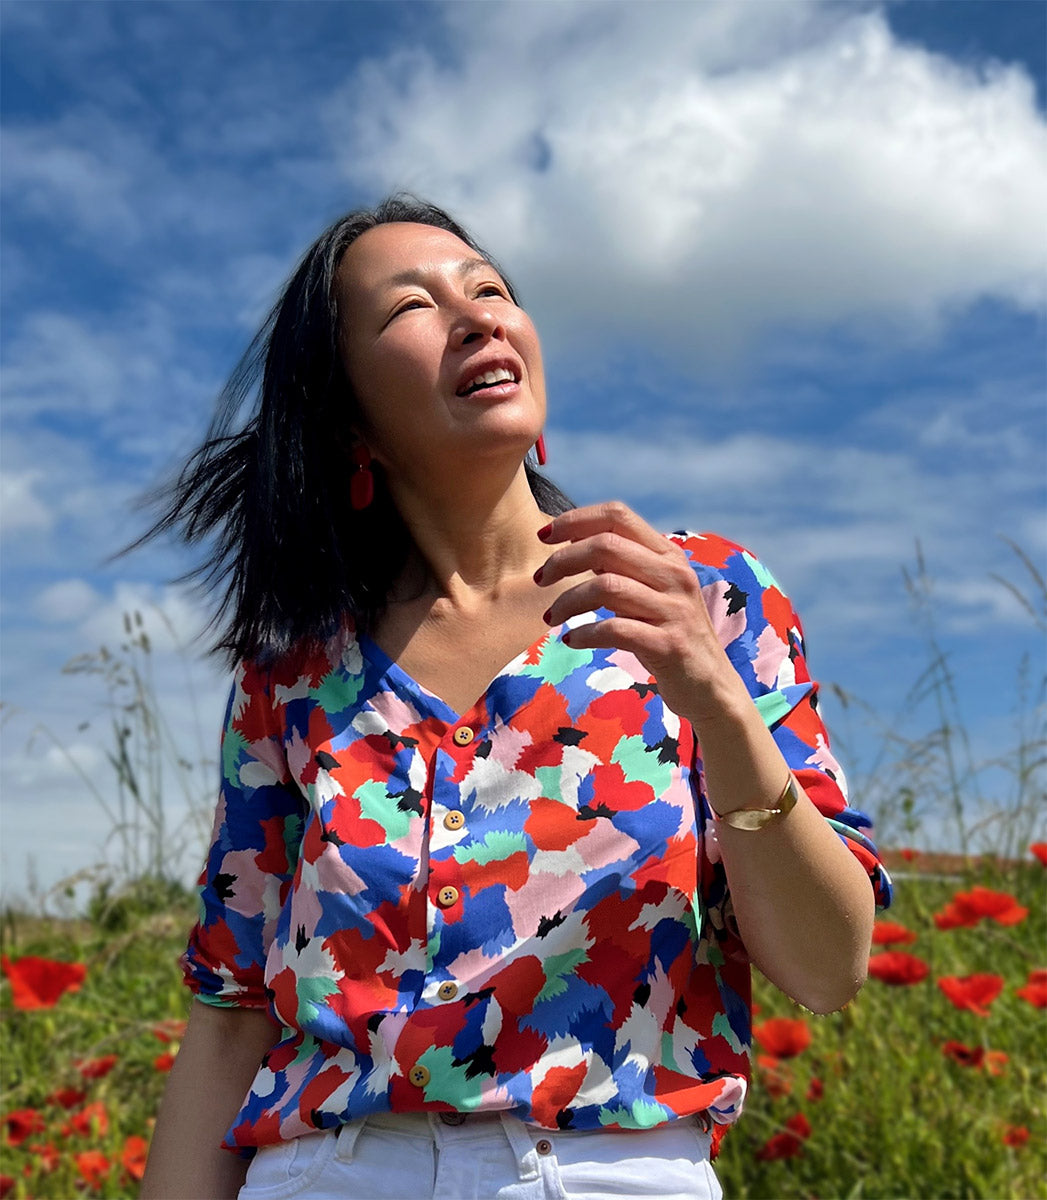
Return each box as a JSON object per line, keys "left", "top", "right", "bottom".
{"left": 709, "top": 774, "right": 799, "bottom": 831}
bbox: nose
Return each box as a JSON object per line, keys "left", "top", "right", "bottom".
{"left": 450, "top": 299, "right": 506, "bottom": 349}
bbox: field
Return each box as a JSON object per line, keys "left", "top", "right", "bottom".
{"left": 1, "top": 850, "right": 1044, "bottom": 1199}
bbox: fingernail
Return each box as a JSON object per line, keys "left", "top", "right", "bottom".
{"left": 542, "top": 608, "right": 553, "bottom": 624}
{"left": 562, "top": 629, "right": 573, "bottom": 645}
{"left": 537, "top": 523, "right": 553, "bottom": 541}
{"left": 533, "top": 566, "right": 544, "bottom": 585}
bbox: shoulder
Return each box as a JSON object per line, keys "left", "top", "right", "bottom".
{"left": 232, "top": 622, "right": 363, "bottom": 717}
{"left": 666, "top": 530, "right": 786, "bottom": 594}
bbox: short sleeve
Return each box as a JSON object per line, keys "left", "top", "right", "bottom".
{"left": 180, "top": 658, "right": 307, "bottom": 1007}
{"left": 672, "top": 531, "right": 892, "bottom": 910}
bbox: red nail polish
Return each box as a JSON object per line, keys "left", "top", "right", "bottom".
{"left": 537, "top": 523, "right": 552, "bottom": 541}
{"left": 533, "top": 566, "right": 544, "bottom": 585}
{"left": 542, "top": 608, "right": 553, "bottom": 624}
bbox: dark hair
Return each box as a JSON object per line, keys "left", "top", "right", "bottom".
{"left": 137, "top": 194, "right": 573, "bottom": 665}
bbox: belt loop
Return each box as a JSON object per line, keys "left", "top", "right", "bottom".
{"left": 498, "top": 1112, "right": 541, "bottom": 1182}
{"left": 334, "top": 1116, "right": 368, "bottom": 1162}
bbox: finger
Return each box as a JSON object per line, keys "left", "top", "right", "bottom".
{"left": 560, "top": 615, "right": 669, "bottom": 661}
{"left": 543, "top": 574, "right": 671, "bottom": 627}
{"left": 536, "top": 530, "right": 679, "bottom": 590}
{"left": 539, "top": 501, "right": 668, "bottom": 555}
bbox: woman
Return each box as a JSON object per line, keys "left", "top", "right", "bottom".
{"left": 140, "top": 196, "right": 891, "bottom": 1200}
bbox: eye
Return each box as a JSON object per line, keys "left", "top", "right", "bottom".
{"left": 390, "top": 297, "right": 428, "bottom": 319}
{"left": 476, "top": 283, "right": 510, "bottom": 300}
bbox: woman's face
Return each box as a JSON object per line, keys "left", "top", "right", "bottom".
{"left": 335, "top": 222, "right": 546, "bottom": 485}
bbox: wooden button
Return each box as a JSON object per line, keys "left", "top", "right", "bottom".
{"left": 452, "top": 726, "right": 475, "bottom": 746}
{"left": 408, "top": 1064, "right": 431, "bottom": 1087}
{"left": 437, "top": 886, "right": 460, "bottom": 908}
{"left": 535, "top": 1139, "right": 553, "bottom": 1155}
{"left": 437, "top": 981, "right": 459, "bottom": 1001}
{"left": 443, "top": 810, "right": 466, "bottom": 831}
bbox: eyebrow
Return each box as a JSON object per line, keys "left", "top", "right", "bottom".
{"left": 383, "top": 258, "right": 494, "bottom": 289}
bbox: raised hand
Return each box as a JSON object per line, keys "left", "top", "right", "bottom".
{"left": 535, "top": 502, "right": 747, "bottom": 725}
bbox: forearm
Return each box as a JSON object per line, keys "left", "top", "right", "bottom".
{"left": 140, "top": 999, "right": 281, "bottom": 1200}
{"left": 694, "top": 684, "right": 875, "bottom": 1014}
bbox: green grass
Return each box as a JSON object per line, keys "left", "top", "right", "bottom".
{"left": 0, "top": 881, "right": 196, "bottom": 1199}
{"left": 1, "top": 863, "right": 1044, "bottom": 1199}
{"left": 715, "top": 860, "right": 1047, "bottom": 1200}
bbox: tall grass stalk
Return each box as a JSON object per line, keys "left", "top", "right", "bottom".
{"left": 833, "top": 539, "right": 1046, "bottom": 862}
{"left": 29, "top": 608, "right": 214, "bottom": 909}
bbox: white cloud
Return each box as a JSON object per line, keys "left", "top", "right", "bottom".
{"left": 77, "top": 582, "right": 211, "bottom": 652}
{"left": 0, "top": 469, "right": 54, "bottom": 536}
{"left": 37, "top": 578, "right": 102, "bottom": 624}
{"left": 0, "top": 118, "right": 145, "bottom": 242}
{"left": 330, "top": 2, "right": 1047, "bottom": 357}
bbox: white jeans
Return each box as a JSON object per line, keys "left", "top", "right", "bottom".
{"left": 237, "top": 1110, "right": 722, "bottom": 1200}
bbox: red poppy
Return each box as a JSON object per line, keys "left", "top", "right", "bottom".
{"left": 3, "top": 1107, "right": 45, "bottom": 1146}
{"left": 122, "top": 1134, "right": 149, "bottom": 1181}
{"left": 942, "top": 1040, "right": 982, "bottom": 1068}
{"left": 934, "top": 887, "right": 1028, "bottom": 930}
{"left": 871, "top": 921, "right": 917, "bottom": 946}
{"left": 1030, "top": 843, "right": 1047, "bottom": 867}
{"left": 937, "top": 973, "right": 1004, "bottom": 1017}
{"left": 867, "top": 951, "right": 929, "bottom": 985}
{"left": 67, "top": 1100, "right": 109, "bottom": 1138}
{"left": 151, "top": 1019, "right": 187, "bottom": 1044}
{"left": 753, "top": 1017, "right": 812, "bottom": 1059}
{"left": 0, "top": 1175, "right": 13, "bottom": 1199}
{"left": 74, "top": 1149, "right": 111, "bottom": 1189}
{"left": 27, "top": 1141, "right": 60, "bottom": 1172}
{"left": 755, "top": 1112, "right": 812, "bottom": 1161}
{"left": 1, "top": 954, "right": 86, "bottom": 1009}
{"left": 786, "top": 1113, "right": 811, "bottom": 1139}
{"left": 933, "top": 902, "right": 979, "bottom": 931}
{"left": 899, "top": 848, "right": 918, "bottom": 862}
{"left": 1015, "top": 968, "right": 1047, "bottom": 1008}
{"left": 806, "top": 1077, "right": 824, "bottom": 1102}
{"left": 45, "top": 1086, "right": 86, "bottom": 1109}
{"left": 76, "top": 1054, "right": 118, "bottom": 1080}
{"left": 153, "top": 1051, "right": 177, "bottom": 1072}
{"left": 1002, "top": 1125, "right": 1030, "bottom": 1147}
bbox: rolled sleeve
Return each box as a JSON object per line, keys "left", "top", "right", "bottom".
{"left": 181, "top": 659, "right": 306, "bottom": 1007}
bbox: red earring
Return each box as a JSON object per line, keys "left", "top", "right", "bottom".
{"left": 350, "top": 444, "right": 374, "bottom": 510}
{"left": 534, "top": 434, "right": 547, "bottom": 466}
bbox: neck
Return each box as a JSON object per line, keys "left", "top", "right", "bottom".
{"left": 387, "top": 465, "right": 549, "bottom": 604}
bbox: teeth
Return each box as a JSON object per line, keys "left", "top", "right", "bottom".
{"left": 465, "top": 366, "right": 515, "bottom": 392}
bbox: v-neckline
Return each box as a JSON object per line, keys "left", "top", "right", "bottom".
{"left": 357, "top": 624, "right": 557, "bottom": 723}
{"left": 357, "top": 608, "right": 605, "bottom": 723}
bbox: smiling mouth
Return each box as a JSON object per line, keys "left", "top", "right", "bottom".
{"left": 457, "top": 366, "right": 519, "bottom": 396}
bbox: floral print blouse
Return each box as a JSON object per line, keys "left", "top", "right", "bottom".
{"left": 181, "top": 532, "right": 892, "bottom": 1154}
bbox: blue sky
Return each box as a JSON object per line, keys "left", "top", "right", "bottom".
{"left": 2, "top": 0, "right": 1045, "bottom": 902}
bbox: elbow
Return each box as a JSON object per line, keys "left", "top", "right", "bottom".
{"left": 796, "top": 963, "right": 868, "bottom": 1016}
